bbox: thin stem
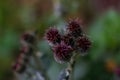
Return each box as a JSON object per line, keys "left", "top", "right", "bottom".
{"left": 66, "top": 53, "right": 78, "bottom": 80}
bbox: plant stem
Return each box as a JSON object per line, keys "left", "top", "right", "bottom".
{"left": 67, "top": 53, "right": 78, "bottom": 80}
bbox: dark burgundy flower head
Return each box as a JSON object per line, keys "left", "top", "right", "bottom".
{"left": 67, "top": 19, "right": 82, "bottom": 38}
{"left": 21, "top": 32, "right": 36, "bottom": 44}
{"left": 70, "top": 28, "right": 83, "bottom": 38}
{"left": 45, "top": 27, "right": 61, "bottom": 44}
{"left": 62, "top": 33, "right": 75, "bottom": 47}
{"left": 76, "top": 35, "right": 91, "bottom": 53}
{"left": 52, "top": 42, "right": 73, "bottom": 63}
{"left": 67, "top": 19, "right": 81, "bottom": 31}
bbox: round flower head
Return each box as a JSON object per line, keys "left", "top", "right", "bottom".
{"left": 45, "top": 27, "right": 61, "bottom": 44}
{"left": 62, "top": 33, "right": 75, "bottom": 47}
{"left": 52, "top": 42, "right": 73, "bottom": 63}
{"left": 21, "top": 32, "right": 36, "bottom": 44}
{"left": 76, "top": 34, "right": 91, "bottom": 53}
{"left": 67, "top": 19, "right": 82, "bottom": 38}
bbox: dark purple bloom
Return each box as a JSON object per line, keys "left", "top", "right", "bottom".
{"left": 45, "top": 27, "right": 61, "bottom": 44}
{"left": 52, "top": 42, "right": 73, "bottom": 63}
{"left": 62, "top": 33, "right": 75, "bottom": 47}
{"left": 70, "top": 28, "right": 83, "bottom": 38}
{"left": 76, "top": 35, "right": 91, "bottom": 53}
{"left": 21, "top": 32, "right": 36, "bottom": 44}
{"left": 67, "top": 19, "right": 81, "bottom": 31}
{"left": 67, "top": 19, "right": 82, "bottom": 38}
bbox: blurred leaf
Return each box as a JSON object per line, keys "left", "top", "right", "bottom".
{"left": 89, "top": 10, "right": 120, "bottom": 60}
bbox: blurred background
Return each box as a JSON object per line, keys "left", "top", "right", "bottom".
{"left": 0, "top": 0, "right": 120, "bottom": 80}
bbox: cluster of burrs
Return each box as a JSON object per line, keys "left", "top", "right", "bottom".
{"left": 45, "top": 19, "right": 92, "bottom": 64}
{"left": 12, "top": 31, "right": 36, "bottom": 73}
{"left": 12, "top": 31, "right": 47, "bottom": 80}
{"left": 12, "top": 18, "right": 92, "bottom": 80}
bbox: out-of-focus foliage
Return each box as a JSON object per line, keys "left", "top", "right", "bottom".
{"left": 80, "top": 10, "right": 120, "bottom": 80}
{"left": 89, "top": 10, "right": 120, "bottom": 61}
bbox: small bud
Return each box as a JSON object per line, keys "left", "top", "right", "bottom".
{"left": 21, "top": 32, "right": 36, "bottom": 45}
{"left": 67, "top": 19, "right": 81, "bottom": 32}
{"left": 45, "top": 27, "right": 61, "bottom": 44}
{"left": 67, "top": 19, "right": 82, "bottom": 38}
{"left": 62, "top": 33, "right": 75, "bottom": 47}
{"left": 52, "top": 42, "right": 73, "bottom": 63}
{"left": 76, "top": 34, "right": 91, "bottom": 53}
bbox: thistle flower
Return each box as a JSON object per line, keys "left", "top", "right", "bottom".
{"left": 67, "top": 19, "right": 81, "bottom": 31}
{"left": 67, "top": 19, "right": 82, "bottom": 38}
{"left": 45, "top": 27, "right": 61, "bottom": 44}
{"left": 21, "top": 32, "right": 36, "bottom": 44}
{"left": 62, "top": 33, "right": 74, "bottom": 47}
{"left": 76, "top": 35, "right": 91, "bottom": 53}
{"left": 52, "top": 42, "right": 73, "bottom": 63}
